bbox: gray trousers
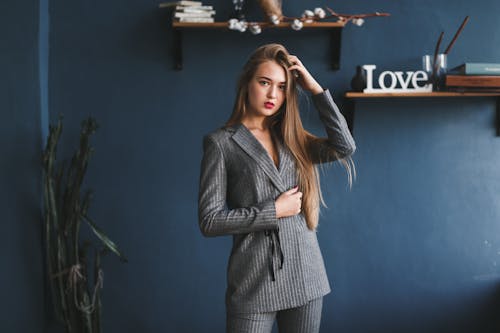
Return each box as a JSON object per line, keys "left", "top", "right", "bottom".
{"left": 226, "top": 297, "right": 323, "bottom": 333}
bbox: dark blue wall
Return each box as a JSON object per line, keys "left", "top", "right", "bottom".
{"left": 5, "top": 0, "right": 500, "bottom": 332}
{"left": 0, "top": 0, "right": 46, "bottom": 331}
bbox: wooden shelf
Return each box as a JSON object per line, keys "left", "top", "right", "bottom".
{"left": 172, "top": 21, "right": 345, "bottom": 29}
{"left": 346, "top": 91, "right": 500, "bottom": 98}
{"left": 171, "top": 21, "right": 344, "bottom": 70}
{"left": 344, "top": 91, "right": 500, "bottom": 136}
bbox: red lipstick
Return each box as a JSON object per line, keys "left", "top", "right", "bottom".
{"left": 264, "top": 102, "right": 275, "bottom": 109}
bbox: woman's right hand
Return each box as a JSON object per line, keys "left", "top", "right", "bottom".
{"left": 275, "top": 186, "right": 303, "bottom": 218}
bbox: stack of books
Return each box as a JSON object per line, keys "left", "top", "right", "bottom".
{"left": 159, "top": 1, "right": 215, "bottom": 23}
{"left": 446, "top": 63, "right": 500, "bottom": 92}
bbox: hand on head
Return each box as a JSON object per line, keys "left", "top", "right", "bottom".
{"left": 287, "top": 55, "right": 323, "bottom": 95}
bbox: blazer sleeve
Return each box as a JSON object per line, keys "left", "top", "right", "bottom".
{"left": 198, "top": 135, "right": 279, "bottom": 237}
{"left": 308, "top": 89, "right": 356, "bottom": 164}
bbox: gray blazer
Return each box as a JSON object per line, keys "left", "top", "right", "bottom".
{"left": 198, "top": 90, "right": 356, "bottom": 314}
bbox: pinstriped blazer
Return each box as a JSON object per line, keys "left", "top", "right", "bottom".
{"left": 198, "top": 89, "right": 355, "bottom": 314}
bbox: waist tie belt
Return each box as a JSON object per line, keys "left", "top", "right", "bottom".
{"left": 265, "top": 229, "right": 284, "bottom": 281}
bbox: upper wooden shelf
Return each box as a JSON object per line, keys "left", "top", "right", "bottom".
{"left": 172, "top": 21, "right": 346, "bottom": 29}
{"left": 346, "top": 91, "right": 500, "bottom": 98}
{"left": 171, "top": 21, "right": 345, "bottom": 70}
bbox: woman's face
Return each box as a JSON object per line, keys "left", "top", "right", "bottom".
{"left": 246, "top": 60, "right": 286, "bottom": 119}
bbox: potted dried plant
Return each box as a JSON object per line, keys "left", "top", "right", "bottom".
{"left": 42, "top": 116, "right": 127, "bottom": 333}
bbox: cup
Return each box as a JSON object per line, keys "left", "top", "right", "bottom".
{"left": 422, "top": 54, "right": 447, "bottom": 91}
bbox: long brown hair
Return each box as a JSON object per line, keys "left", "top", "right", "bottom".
{"left": 226, "top": 43, "right": 353, "bottom": 230}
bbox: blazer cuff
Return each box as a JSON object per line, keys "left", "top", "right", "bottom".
{"left": 257, "top": 199, "right": 279, "bottom": 230}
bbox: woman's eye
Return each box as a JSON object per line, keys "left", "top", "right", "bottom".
{"left": 279, "top": 85, "right": 286, "bottom": 91}
{"left": 259, "top": 80, "right": 270, "bottom": 86}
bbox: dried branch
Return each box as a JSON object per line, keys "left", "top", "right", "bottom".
{"left": 324, "top": 7, "right": 390, "bottom": 23}
{"left": 229, "top": 6, "right": 390, "bottom": 33}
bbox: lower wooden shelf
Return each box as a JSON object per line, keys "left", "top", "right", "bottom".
{"left": 344, "top": 91, "right": 500, "bottom": 136}
{"left": 346, "top": 91, "right": 500, "bottom": 98}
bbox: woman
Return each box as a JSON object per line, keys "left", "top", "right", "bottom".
{"left": 198, "top": 43, "right": 355, "bottom": 333}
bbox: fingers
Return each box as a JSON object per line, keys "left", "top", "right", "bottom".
{"left": 294, "top": 191, "right": 303, "bottom": 213}
{"left": 288, "top": 61, "right": 303, "bottom": 74}
{"left": 283, "top": 187, "right": 303, "bottom": 201}
{"left": 288, "top": 189, "right": 303, "bottom": 214}
{"left": 287, "top": 55, "right": 315, "bottom": 87}
{"left": 288, "top": 55, "right": 303, "bottom": 66}
{"left": 286, "top": 56, "right": 323, "bottom": 94}
{"left": 288, "top": 188, "right": 303, "bottom": 202}
{"left": 287, "top": 55, "right": 304, "bottom": 74}
{"left": 276, "top": 187, "right": 303, "bottom": 218}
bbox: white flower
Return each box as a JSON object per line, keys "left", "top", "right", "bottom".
{"left": 237, "top": 20, "right": 248, "bottom": 32}
{"left": 303, "top": 10, "right": 314, "bottom": 18}
{"left": 352, "top": 18, "right": 365, "bottom": 26}
{"left": 228, "top": 19, "right": 248, "bottom": 32}
{"left": 302, "top": 10, "right": 314, "bottom": 23}
{"left": 291, "top": 19, "right": 303, "bottom": 31}
{"left": 249, "top": 24, "right": 262, "bottom": 35}
{"left": 228, "top": 18, "right": 239, "bottom": 30}
{"left": 314, "top": 7, "right": 326, "bottom": 19}
{"left": 270, "top": 14, "right": 280, "bottom": 25}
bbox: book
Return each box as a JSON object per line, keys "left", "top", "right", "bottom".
{"left": 159, "top": 1, "right": 203, "bottom": 8}
{"left": 174, "top": 11, "right": 214, "bottom": 18}
{"left": 175, "top": 17, "right": 214, "bottom": 23}
{"left": 176, "top": 5, "right": 214, "bottom": 11}
{"left": 177, "top": 8, "right": 215, "bottom": 14}
{"left": 445, "top": 87, "right": 500, "bottom": 94}
{"left": 446, "top": 75, "right": 500, "bottom": 87}
{"left": 451, "top": 63, "right": 500, "bottom": 75}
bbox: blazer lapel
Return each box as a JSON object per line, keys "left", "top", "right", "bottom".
{"left": 231, "top": 124, "right": 286, "bottom": 193}
{"left": 276, "top": 139, "right": 293, "bottom": 176}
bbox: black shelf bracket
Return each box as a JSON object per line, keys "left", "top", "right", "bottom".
{"left": 496, "top": 97, "right": 500, "bottom": 136}
{"left": 330, "top": 28, "right": 342, "bottom": 70}
{"left": 342, "top": 97, "right": 355, "bottom": 135}
{"left": 173, "top": 28, "right": 183, "bottom": 70}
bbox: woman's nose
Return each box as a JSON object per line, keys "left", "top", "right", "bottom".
{"left": 267, "top": 85, "right": 277, "bottom": 98}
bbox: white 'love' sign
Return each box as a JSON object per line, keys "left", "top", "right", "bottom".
{"left": 363, "top": 64, "right": 432, "bottom": 93}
